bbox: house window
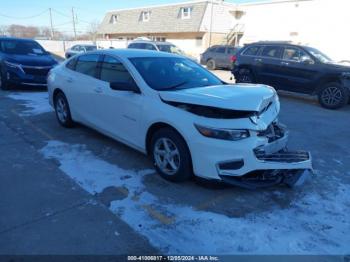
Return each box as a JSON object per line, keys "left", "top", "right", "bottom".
{"left": 141, "top": 11, "right": 150, "bottom": 22}
{"left": 181, "top": 7, "right": 192, "bottom": 19}
{"left": 110, "top": 15, "right": 118, "bottom": 24}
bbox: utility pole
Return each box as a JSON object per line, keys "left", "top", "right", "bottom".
{"left": 208, "top": 0, "right": 214, "bottom": 48}
{"left": 71, "top": 7, "right": 77, "bottom": 40}
{"left": 49, "top": 8, "right": 54, "bottom": 40}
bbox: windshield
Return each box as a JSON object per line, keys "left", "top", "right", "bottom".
{"left": 0, "top": 40, "right": 47, "bottom": 55}
{"left": 130, "top": 57, "right": 223, "bottom": 91}
{"left": 156, "top": 44, "right": 184, "bottom": 55}
{"left": 305, "top": 47, "right": 332, "bottom": 63}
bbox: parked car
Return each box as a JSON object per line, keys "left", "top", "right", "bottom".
{"left": 0, "top": 37, "right": 58, "bottom": 90}
{"left": 232, "top": 41, "right": 350, "bottom": 109}
{"left": 65, "top": 44, "right": 97, "bottom": 59}
{"left": 127, "top": 40, "right": 197, "bottom": 61}
{"left": 200, "top": 45, "right": 240, "bottom": 70}
{"left": 48, "top": 49, "right": 312, "bottom": 189}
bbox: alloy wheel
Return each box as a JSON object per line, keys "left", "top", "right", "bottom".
{"left": 56, "top": 96, "right": 68, "bottom": 123}
{"left": 154, "top": 138, "right": 181, "bottom": 176}
{"left": 321, "top": 86, "right": 342, "bottom": 107}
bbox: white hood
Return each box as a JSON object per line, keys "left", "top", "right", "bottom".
{"left": 159, "top": 84, "right": 277, "bottom": 112}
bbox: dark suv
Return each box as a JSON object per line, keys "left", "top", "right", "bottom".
{"left": 232, "top": 42, "right": 350, "bottom": 109}
{"left": 200, "top": 45, "right": 240, "bottom": 70}
{"left": 0, "top": 37, "right": 58, "bottom": 90}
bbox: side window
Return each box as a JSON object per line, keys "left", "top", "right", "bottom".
{"left": 261, "top": 46, "right": 282, "bottom": 59}
{"left": 283, "top": 47, "right": 311, "bottom": 62}
{"left": 128, "top": 43, "right": 139, "bottom": 49}
{"left": 144, "top": 44, "right": 157, "bottom": 51}
{"left": 72, "top": 45, "right": 79, "bottom": 51}
{"left": 242, "top": 46, "right": 261, "bottom": 56}
{"left": 100, "top": 56, "right": 135, "bottom": 84}
{"left": 75, "top": 54, "right": 100, "bottom": 78}
{"left": 227, "top": 48, "right": 236, "bottom": 54}
{"left": 216, "top": 47, "right": 226, "bottom": 54}
{"left": 66, "top": 58, "right": 77, "bottom": 70}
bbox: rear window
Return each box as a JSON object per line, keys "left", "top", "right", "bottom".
{"left": 242, "top": 46, "right": 261, "bottom": 56}
{"left": 216, "top": 47, "right": 226, "bottom": 53}
{"left": 85, "top": 46, "right": 97, "bottom": 51}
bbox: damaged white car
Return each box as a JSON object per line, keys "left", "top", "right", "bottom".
{"left": 48, "top": 49, "right": 313, "bottom": 189}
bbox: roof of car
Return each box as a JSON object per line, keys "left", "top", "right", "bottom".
{"left": 0, "top": 37, "right": 37, "bottom": 42}
{"left": 90, "top": 48, "right": 178, "bottom": 58}
{"left": 129, "top": 40, "right": 174, "bottom": 45}
{"left": 247, "top": 41, "right": 309, "bottom": 49}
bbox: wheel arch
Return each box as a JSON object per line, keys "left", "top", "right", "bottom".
{"left": 145, "top": 122, "right": 192, "bottom": 159}
{"left": 313, "top": 76, "right": 342, "bottom": 95}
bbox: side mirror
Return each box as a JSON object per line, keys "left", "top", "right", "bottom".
{"left": 110, "top": 81, "right": 140, "bottom": 93}
{"left": 300, "top": 56, "right": 314, "bottom": 65}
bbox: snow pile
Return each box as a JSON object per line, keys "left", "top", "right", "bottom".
{"left": 7, "top": 92, "right": 52, "bottom": 116}
{"left": 40, "top": 140, "right": 350, "bottom": 255}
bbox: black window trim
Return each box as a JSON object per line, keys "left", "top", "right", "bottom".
{"left": 99, "top": 54, "right": 141, "bottom": 94}
{"left": 69, "top": 53, "right": 103, "bottom": 79}
{"left": 281, "top": 45, "right": 315, "bottom": 63}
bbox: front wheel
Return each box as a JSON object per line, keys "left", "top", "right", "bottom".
{"left": 54, "top": 92, "right": 74, "bottom": 128}
{"left": 318, "top": 82, "right": 348, "bottom": 109}
{"left": 151, "top": 128, "right": 193, "bottom": 182}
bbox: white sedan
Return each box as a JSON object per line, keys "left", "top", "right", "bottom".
{"left": 48, "top": 49, "right": 313, "bottom": 189}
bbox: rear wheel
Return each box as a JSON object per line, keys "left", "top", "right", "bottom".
{"left": 151, "top": 128, "right": 192, "bottom": 182}
{"left": 54, "top": 92, "right": 74, "bottom": 127}
{"left": 206, "top": 59, "right": 216, "bottom": 70}
{"left": 318, "top": 82, "right": 348, "bottom": 109}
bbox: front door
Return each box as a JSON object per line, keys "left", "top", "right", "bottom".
{"left": 93, "top": 55, "right": 143, "bottom": 146}
{"left": 279, "top": 46, "right": 319, "bottom": 94}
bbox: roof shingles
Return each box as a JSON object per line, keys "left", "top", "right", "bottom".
{"left": 99, "top": 2, "right": 208, "bottom": 35}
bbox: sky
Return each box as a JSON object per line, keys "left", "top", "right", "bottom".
{"left": 0, "top": 0, "right": 264, "bottom": 34}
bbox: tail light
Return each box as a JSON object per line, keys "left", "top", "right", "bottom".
{"left": 230, "top": 55, "right": 237, "bottom": 63}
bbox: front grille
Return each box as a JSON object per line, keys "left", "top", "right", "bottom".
{"left": 22, "top": 66, "right": 51, "bottom": 76}
{"left": 254, "top": 150, "right": 310, "bottom": 163}
{"left": 258, "top": 123, "right": 284, "bottom": 142}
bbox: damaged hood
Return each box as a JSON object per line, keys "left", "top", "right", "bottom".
{"left": 159, "top": 84, "right": 277, "bottom": 112}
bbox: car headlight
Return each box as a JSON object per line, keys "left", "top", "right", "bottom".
{"left": 195, "top": 124, "right": 250, "bottom": 141}
{"left": 4, "top": 61, "right": 24, "bottom": 73}
{"left": 341, "top": 72, "right": 350, "bottom": 79}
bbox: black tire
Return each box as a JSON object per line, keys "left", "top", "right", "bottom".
{"left": 0, "top": 71, "right": 10, "bottom": 90}
{"left": 54, "top": 92, "right": 74, "bottom": 128}
{"left": 151, "top": 128, "right": 193, "bottom": 182}
{"left": 237, "top": 69, "right": 255, "bottom": 83}
{"left": 206, "top": 59, "right": 216, "bottom": 70}
{"left": 318, "top": 82, "right": 349, "bottom": 109}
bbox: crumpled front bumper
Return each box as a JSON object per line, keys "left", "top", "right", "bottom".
{"left": 217, "top": 124, "right": 313, "bottom": 189}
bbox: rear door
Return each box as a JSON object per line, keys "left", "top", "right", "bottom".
{"left": 256, "top": 45, "right": 284, "bottom": 88}
{"left": 279, "top": 46, "right": 319, "bottom": 93}
{"left": 66, "top": 53, "right": 104, "bottom": 125}
{"left": 214, "top": 46, "right": 227, "bottom": 67}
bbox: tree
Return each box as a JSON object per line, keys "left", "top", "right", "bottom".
{"left": 87, "top": 20, "right": 100, "bottom": 42}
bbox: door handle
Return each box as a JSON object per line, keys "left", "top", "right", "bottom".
{"left": 66, "top": 77, "right": 74, "bottom": 83}
{"left": 281, "top": 61, "right": 289, "bottom": 66}
{"left": 94, "top": 87, "right": 103, "bottom": 94}
{"left": 255, "top": 58, "right": 262, "bottom": 62}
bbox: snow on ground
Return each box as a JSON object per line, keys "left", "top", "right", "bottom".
{"left": 40, "top": 140, "right": 350, "bottom": 255}
{"left": 7, "top": 92, "right": 52, "bottom": 116}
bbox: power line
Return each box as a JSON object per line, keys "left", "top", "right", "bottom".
{"left": 0, "top": 9, "right": 49, "bottom": 20}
